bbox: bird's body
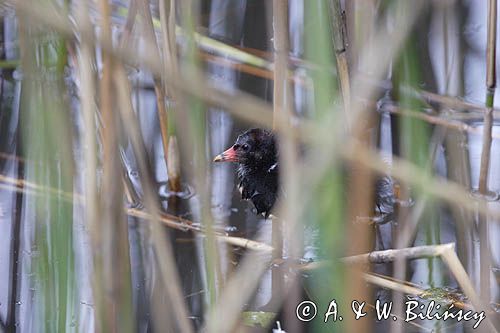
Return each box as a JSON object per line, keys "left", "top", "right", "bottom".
{"left": 214, "top": 128, "right": 399, "bottom": 220}
{"left": 237, "top": 160, "right": 278, "bottom": 216}
{"left": 214, "top": 128, "right": 278, "bottom": 217}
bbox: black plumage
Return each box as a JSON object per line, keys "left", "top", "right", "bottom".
{"left": 214, "top": 128, "right": 400, "bottom": 220}
{"left": 214, "top": 128, "right": 278, "bottom": 217}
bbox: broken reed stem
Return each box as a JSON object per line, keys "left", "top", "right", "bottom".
{"left": 342, "top": 243, "right": 454, "bottom": 265}
{"left": 300, "top": 243, "right": 455, "bottom": 270}
{"left": 441, "top": 248, "right": 498, "bottom": 333}
{"left": 364, "top": 273, "right": 477, "bottom": 313}
{"left": 128, "top": 208, "right": 274, "bottom": 252}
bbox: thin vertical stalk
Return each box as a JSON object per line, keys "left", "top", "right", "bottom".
{"left": 329, "top": 0, "right": 351, "bottom": 126}
{"left": 303, "top": 1, "right": 346, "bottom": 331}
{"left": 441, "top": 248, "right": 498, "bottom": 333}
{"left": 479, "top": 0, "right": 496, "bottom": 194}
{"left": 118, "top": 0, "right": 139, "bottom": 50}
{"left": 486, "top": 0, "right": 497, "bottom": 97}
{"left": 178, "top": 0, "right": 220, "bottom": 311}
{"left": 6, "top": 135, "right": 23, "bottom": 331}
{"left": 137, "top": 3, "right": 189, "bottom": 328}
{"left": 159, "top": 0, "right": 182, "bottom": 194}
{"left": 344, "top": 150, "right": 373, "bottom": 333}
{"left": 114, "top": 66, "right": 194, "bottom": 333}
{"left": 271, "top": 0, "right": 288, "bottom": 310}
{"left": 139, "top": 0, "right": 177, "bottom": 192}
{"left": 390, "top": 5, "right": 433, "bottom": 333}
{"left": 477, "top": 0, "right": 496, "bottom": 303}
{"left": 96, "top": 0, "right": 135, "bottom": 331}
{"left": 74, "top": 0, "right": 99, "bottom": 330}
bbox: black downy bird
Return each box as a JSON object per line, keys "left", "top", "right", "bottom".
{"left": 213, "top": 128, "right": 278, "bottom": 218}
{"left": 213, "top": 128, "right": 400, "bottom": 221}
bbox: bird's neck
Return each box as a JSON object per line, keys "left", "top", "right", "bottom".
{"left": 238, "top": 160, "right": 276, "bottom": 176}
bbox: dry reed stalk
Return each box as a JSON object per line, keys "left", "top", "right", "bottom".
{"left": 216, "top": 235, "right": 273, "bottom": 253}
{"left": 271, "top": 0, "right": 288, "bottom": 312}
{"left": 204, "top": 245, "right": 272, "bottom": 333}
{"left": 419, "top": 90, "right": 500, "bottom": 113}
{"left": 95, "top": 0, "right": 136, "bottom": 331}
{"left": 127, "top": 207, "right": 274, "bottom": 252}
{"left": 270, "top": 1, "right": 305, "bottom": 329}
{"left": 9, "top": 0, "right": 312, "bottom": 139}
{"left": 4, "top": 5, "right": 500, "bottom": 226}
{"left": 14, "top": 3, "right": 496, "bottom": 330}
{"left": 300, "top": 243, "right": 455, "bottom": 270}
{"left": 329, "top": 0, "right": 351, "bottom": 125}
{"left": 477, "top": 0, "right": 497, "bottom": 304}
{"left": 378, "top": 103, "right": 495, "bottom": 138}
{"left": 441, "top": 247, "right": 498, "bottom": 333}
{"left": 138, "top": 0, "right": 173, "bottom": 188}
{"left": 75, "top": 0, "right": 97, "bottom": 241}
{"left": 7, "top": 0, "right": 272, "bottom": 133}
{"left": 159, "top": 0, "right": 183, "bottom": 195}
{"left": 166, "top": 135, "right": 181, "bottom": 192}
{"left": 113, "top": 65, "right": 194, "bottom": 333}
{"left": 201, "top": 3, "right": 428, "bottom": 331}
{"left": 299, "top": 2, "right": 427, "bottom": 223}
{"left": 118, "top": 0, "right": 139, "bottom": 50}
{"left": 159, "top": 0, "right": 178, "bottom": 91}
{"left": 0, "top": 174, "right": 273, "bottom": 254}
{"left": 73, "top": 1, "right": 100, "bottom": 329}
{"left": 344, "top": 102, "right": 373, "bottom": 331}
{"left": 364, "top": 273, "right": 424, "bottom": 296}
{"left": 342, "top": 243, "right": 454, "bottom": 265}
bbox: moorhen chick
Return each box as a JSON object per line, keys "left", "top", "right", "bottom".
{"left": 214, "top": 128, "right": 400, "bottom": 221}
{"left": 213, "top": 128, "right": 278, "bottom": 218}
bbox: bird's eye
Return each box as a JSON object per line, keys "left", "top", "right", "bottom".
{"left": 242, "top": 144, "right": 250, "bottom": 151}
{"left": 233, "top": 144, "right": 240, "bottom": 150}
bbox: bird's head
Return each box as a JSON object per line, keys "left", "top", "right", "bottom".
{"left": 213, "top": 128, "right": 277, "bottom": 168}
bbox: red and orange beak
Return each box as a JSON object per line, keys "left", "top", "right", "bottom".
{"left": 213, "top": 146, "right": 239, "bottom": 162}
